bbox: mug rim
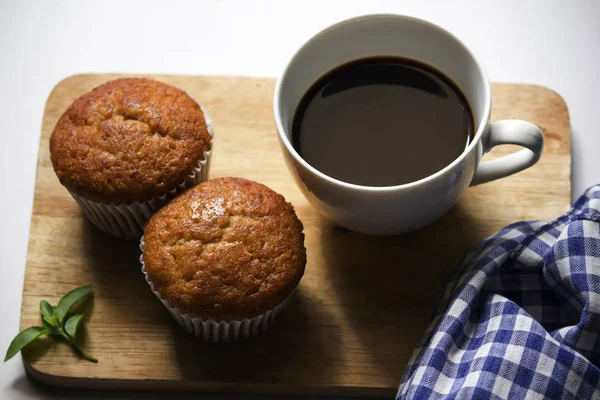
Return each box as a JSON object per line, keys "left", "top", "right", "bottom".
{"left": 273, "top": 13, "right": 491, "bottom": 192}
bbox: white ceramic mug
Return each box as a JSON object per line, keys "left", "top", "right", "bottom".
{"left": 274, "top": 14, "right": 544, "bottom": 235}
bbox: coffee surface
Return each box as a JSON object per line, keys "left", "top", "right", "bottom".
{"left": 292, "top": 57, "right": 473, "bottom": 186}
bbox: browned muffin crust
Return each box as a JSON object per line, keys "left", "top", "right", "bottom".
{"left": 50, "top": 78, "right": 211, "bottom": 203}
{"left": 143, "top": 178, "right": 306, "bottom": 320}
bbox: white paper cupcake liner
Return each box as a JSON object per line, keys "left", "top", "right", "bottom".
{"left": 71, "top": 106, "right": 214, "bottom": 240}
{"left": 139, "top": 237, "right": 294, "bottom": 342}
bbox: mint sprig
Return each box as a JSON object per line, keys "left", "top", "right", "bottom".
{"left": 4, "top": 285, "right": 97, "bottom": 363}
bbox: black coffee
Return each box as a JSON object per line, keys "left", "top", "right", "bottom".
{"left": 292, "top": 57, "right": 474, "bottom": 186}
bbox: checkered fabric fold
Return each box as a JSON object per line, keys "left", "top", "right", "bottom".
{"left": 398, "top": 185, "right": 600, "bottom": 399}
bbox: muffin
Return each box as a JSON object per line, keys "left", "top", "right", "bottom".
{"left": 140, "top": 177, "right": 306, "bottom": 341}
{"left": 50, "top": 77, "right": 213, "bottom": 239}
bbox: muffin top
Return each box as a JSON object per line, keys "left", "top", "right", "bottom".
{"left": 142, "top": 178, "right": 306, "bottom": 320}
{"left": 50, "top": 78, "right": 212, "bottom": 203}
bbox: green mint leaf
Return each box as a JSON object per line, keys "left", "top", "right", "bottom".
{"left": 40, "top": 300, "right": 55, "bottom": 322}
{"left": 64, "top": 314, "right": 85, "bottom": 340}
{"left": 55, "top": 285, "right": 92, "bottom": 324}
{"left": 5, "top": 285, "right": 97, "bottom": 363}
{"left": 42, "top": 316, "right": 55, "bottom": 331}
{"left": 55, "top": 327, "right": 97, "bottom": 363}
{"left": 4, "top": 326, "right": 50, "bottom": 362}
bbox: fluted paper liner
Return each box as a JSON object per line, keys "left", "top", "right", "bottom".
{"left": 139, "top": 237, "right": 294, "bottom": 342}
{"left": 70, "top": 105, "right": 214, "bottom": 240}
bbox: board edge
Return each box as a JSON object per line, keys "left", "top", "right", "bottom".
{"left": 23, "top": 358, "right": 396, "bottom": 398}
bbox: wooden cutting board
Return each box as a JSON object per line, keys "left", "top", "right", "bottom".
{"left": 21, "top": 74, "right": 570, "bottom": 397}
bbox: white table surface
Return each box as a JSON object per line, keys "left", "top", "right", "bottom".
{"left": 1, "top": 0, "right": 599, "bottom": 398}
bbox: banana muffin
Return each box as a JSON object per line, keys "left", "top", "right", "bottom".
{"left": 140, "top": 177, "right": 306, "bottom": 341}
{"left": 50, "top": 77, "right": 213, "bottom": 239}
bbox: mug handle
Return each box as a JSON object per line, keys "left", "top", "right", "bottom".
{"left": 470, "top": 120, "right": 544, "bottom": 186}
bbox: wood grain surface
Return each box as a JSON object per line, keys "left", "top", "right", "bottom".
{"left": 20, "top": 74, "right": 571, "bottom": 397}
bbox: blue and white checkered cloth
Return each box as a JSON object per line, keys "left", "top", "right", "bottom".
{"left": 398, "top": 185, "right": 600, "bottom": 399}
